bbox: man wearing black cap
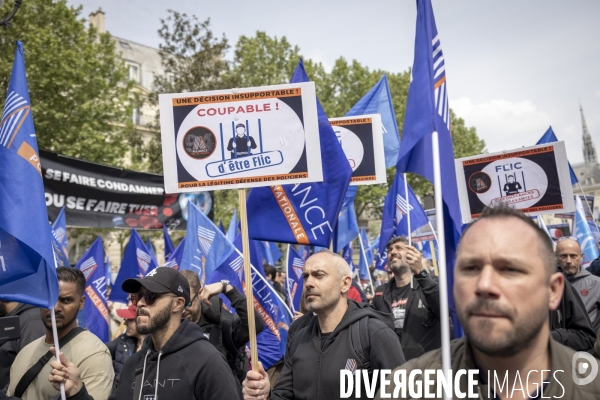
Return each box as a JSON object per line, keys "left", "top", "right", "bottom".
{"left": 227, "top": 123, "right": 257, "bottom": 158}
{"left": 48, "top": 267, "right": 242, "bottom": 400}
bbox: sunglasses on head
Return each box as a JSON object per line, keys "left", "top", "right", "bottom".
{"left": 556, "top": 236, "right": 577, "bottom": 243}
{"left": 130, "top": 290, "right": 174, "bottom": 306}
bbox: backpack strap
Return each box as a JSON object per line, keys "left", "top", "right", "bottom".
{"left": 14, "top": 327, "right": 85, "bottom": 398}
{"left": 350, "top": 317, "right": 371, "bottom": 375}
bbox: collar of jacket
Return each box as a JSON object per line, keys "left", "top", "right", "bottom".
{"left": 455, "top": 336, "right": 576, "bottom": 397}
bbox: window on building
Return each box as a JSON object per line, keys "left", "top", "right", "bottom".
{"left": 127, "top": 64, "right": 140, "bottom": 83}
{"left": 132, "top": 107, "right": 140, "bottom": 125}
{"left": 119, "top": 41, "right": 132, "bottom": 49}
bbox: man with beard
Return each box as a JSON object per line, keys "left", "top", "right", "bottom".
{"left": 0, "top": 300, "right": 45, "bottom": 391}
{"left": 242, "top": 251, "right": 405, "bottom": 400}
{"left": 372, "top": 236, "right": 442, "bottom": 360}
{"left": 49, "top": 267, "right": 241, "bottom": 400}
{"left": 376, "top": 205, "right": 600, "bottom": 399}
{"left": 7, "top": 267, "right": 113, "bottom": 400}
{"left": 555, "top": 237, "right": 600, "bottom": 331}
{"left": 180, "top": 270, "right": 263, "bottom": 384}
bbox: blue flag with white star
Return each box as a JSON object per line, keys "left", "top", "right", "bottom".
{"left": 0, "top": 42, "right": 58, "bottom": 309}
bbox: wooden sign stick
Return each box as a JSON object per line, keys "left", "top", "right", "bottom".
{"left": 238, "top": 188, "right": 258, "bottom": 370}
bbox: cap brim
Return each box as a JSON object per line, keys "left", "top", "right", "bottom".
{"left": 116, "top": 309, "right": 136, "bottom": 319}
{"left": 122, "top": 278, "right": 172, "bottom": 295}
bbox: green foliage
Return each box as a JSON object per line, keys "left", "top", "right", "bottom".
{"left": 0, "top": 0, "right": 139, "bottom": 166}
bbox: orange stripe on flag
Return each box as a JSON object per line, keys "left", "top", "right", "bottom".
{"left": 434, "top": 75, "right": 446, "bottom": 90}
{"left": 270, "top": 185, "right": 310, "bottom": 245}
{"left": 17, "top": 141, "right": 42, "bottom": 176}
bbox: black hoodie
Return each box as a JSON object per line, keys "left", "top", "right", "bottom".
{"left": 108, "top": 318, "right": 242, "bottom": 400}
{"left": 272, "top": 300, "right": 405, "bottom": 400}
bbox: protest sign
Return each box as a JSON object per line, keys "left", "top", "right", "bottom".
{"left": 159, "top": 82, "right": 322, "bottom": 192}
{"left": 41, "top": 150, "right": 212, "bottom": 230}
{"left": 455, "top": 142, "right": 575, "bottom": 221}
{"left": 329, "top": 114, "right": 386, "bottom": 185}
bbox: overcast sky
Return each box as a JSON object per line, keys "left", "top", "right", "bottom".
{"left": 67, "top": 0, "right": 600, "bottom": 164}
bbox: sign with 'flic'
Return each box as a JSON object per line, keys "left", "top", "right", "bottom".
{"left": 159, "top": 82, "right": 322, "bottom": 193}
{"left": 329, "top": 114, "right": 386, "bottom": 185}
{"left": 455, "top": 141, "right": 574, "bottom": 222}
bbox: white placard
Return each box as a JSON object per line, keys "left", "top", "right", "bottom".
{"left": 455, "top": 142, "right": 575, "bottom": 222}
{"left": 329, "top": 114, "right": 386, "bottom": 185}
{"left": 159, "top": 82, "right": 322, "bottom": 193}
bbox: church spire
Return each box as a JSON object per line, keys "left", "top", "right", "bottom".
{"left": 581, "top": 104, "right": 597, "bottom": 164}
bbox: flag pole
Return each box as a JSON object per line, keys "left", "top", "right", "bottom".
{"left": 429, "top": 240, "right": 439, "bottom": 276}
{"left": 51, "top": 310, "right": 67, "bottom": 400}
{"left": 238, "top": 188, "right": 258, "bottom": 370}
{"left": 577, "top": 182, "right": 600, "bottom": 234}
{"left": 432, "top": 131, "right": 451, "bottom": 398}
{"left": 285, "top": 244, "right": 295, "bottom": 314}
{"left": 404, "top": 173, "right": 412, "bottom": 245}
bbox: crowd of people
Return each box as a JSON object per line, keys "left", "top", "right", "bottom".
{"left": 1, "top": 205, "right": 600, "bottom": 399}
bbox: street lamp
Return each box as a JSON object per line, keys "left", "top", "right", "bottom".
{"left": 0, "top": 0, "right": 22, "bottom": 27}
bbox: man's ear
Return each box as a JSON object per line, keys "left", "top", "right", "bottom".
{"left": 548, "top": 272, "right": 564, "bottom": 311}
{"left": 172, "top": 297, "right": 186, "bottom": 313}
{"left": 79, "top": 294, "right": 85, "bottom": 311}
{"left": 340, "top": 275, "right": 352, "bottom": 294}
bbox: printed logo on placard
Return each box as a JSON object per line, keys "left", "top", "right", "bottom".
{"left": 183, "top": 126, "right": 216, "bottom": 160}
{"left": 468, "top": 171, "right": 492, "bottom": 194}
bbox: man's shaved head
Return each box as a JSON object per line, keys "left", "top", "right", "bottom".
{"left": 313, "top": 250, "right": 352, "bottom": 278}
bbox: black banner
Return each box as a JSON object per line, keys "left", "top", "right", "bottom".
{"left": 41, "top": 150, "right": 213, "bottom": 230}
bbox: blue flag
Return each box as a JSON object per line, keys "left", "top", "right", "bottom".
{"left": 396, "top": 0, "right": 463, "bottom": 338}
{"left": 333, "top": 186, "right": 359, "bottom": 252}
{"left": 536, "top": 127, "right": 578, "bottom": 185}
{"left": 377, "top": 172, "right": 430, "bottom": 270}
{"left": 0, "top": 42, "right": 58, "bottom": 309}
{"left": 111, "top": 229, "right": 158, "bottom": 303}
{"left": 208, "top": 237, "right": 292, "bottom": 369}
{"left": 164, "top": 237, "right": 186, "bottom": 270}
{"left": 258, "top": 241, "right": 282, "bottom": 265}
{"left": 218, "top": 220, "right": 226, "bottom": 235}
{"left": 226, "top": 208, "right": 237, "bottom": 243}
{"left": 357, "top": 233, "right": 373, "bottom": 288}
{"left": 146, "top": 237, "right": 159, "bottom": 266}
{"left": 574, "top": 196, "right": 600, "bottom": 267}
{"left": 75, "top": 237, "right": 109, "bottom": 342}
{"left": 297, "top": 245, "right": 310, "bottom": 261}
{"left": 346, "top": 76, "right": 401, "bottom": 168}
{"left": 360, "top": 227, "right": 374, "bottom": 266}
{"left": 51, "top": 206, "right": 70, "bottom": 267}
{"left": 163, "top": 225, "right": 175, "bottom": 260}
{"left": 181, "top": 203, "right": 235, "bottom": 282}
{"left": 342, "top": 243, "right": 355, "bottom": 274}
{"left": 247, "top": 60, "right": 352, "bottom": 247}
{"left": 285, "top": 245, "right": 305, "bottom": 313}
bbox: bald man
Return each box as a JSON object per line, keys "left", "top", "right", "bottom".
{"left": 242, "top": 250, "right": 405, "bottom": 400}
{"left": 556, "top": 237, "right": 600, "bottom": 331}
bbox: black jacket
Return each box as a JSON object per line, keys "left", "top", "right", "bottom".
{"left": 0, "top": 304, "right": 45, "bottom": 390}
{"left": 373, "top": 273, "right": 441, "bottom": 360}
{"left": 198, "top": 287, "right": 264, "bottom": 382}
{"left": 108, "top": 318, "right": 241, "bottom": 400}
{"left": 106, "top": 333, "right": 138, "bottom": 378}
{"left": 589, "top": 255, "right": 600, "bottom": 277}
{"left": 550, "top": 276, "right": 597, "bottom": 352}
{"left": 272, "top": 300, "right": 405, "bottom": 400}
